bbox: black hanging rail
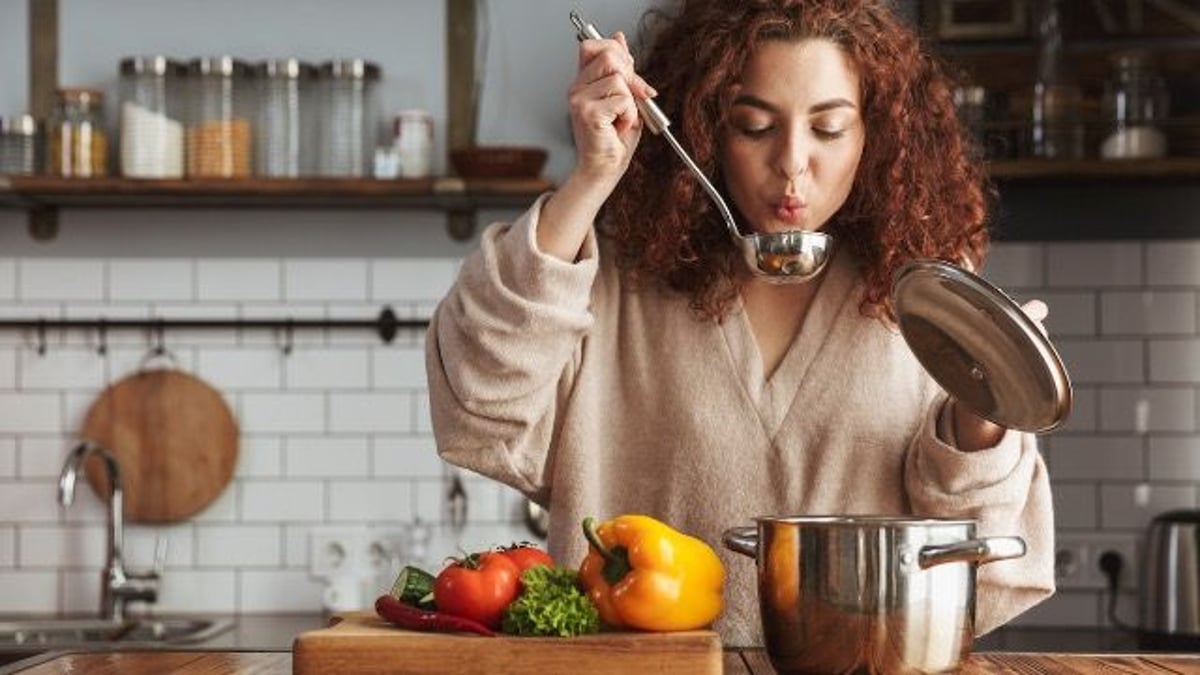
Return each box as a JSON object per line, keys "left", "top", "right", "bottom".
{"left": 0, "top": 306, "right": 429, "bottom": 355}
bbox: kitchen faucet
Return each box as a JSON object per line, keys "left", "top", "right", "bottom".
{"left": 58, "top": 440, "right": 161, "bottom": 622}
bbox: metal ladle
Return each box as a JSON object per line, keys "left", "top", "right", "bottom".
{"left": 570, "top": 11, "right": 832, "bottom": 283}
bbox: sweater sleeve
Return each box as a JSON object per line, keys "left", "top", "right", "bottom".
{"left": 426, "top": 193, "right": 599, "bottom": 495}
{"left": 904, "top": 398, "right": 1056, "bottom": 636}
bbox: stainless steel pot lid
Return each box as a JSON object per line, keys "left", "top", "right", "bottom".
{"left": 891, "top": 259, "right": 1072, "bottom": 433}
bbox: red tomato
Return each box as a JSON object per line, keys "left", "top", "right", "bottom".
{"left": 500, "top": 543, "right": 555, "bottom": 573}
{"left": 433, "top": 552, "right": 521, "bottom": 629}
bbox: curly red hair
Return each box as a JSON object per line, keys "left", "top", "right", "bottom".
{"left": 600, "top": 0, "right": 991, "bottom": 321}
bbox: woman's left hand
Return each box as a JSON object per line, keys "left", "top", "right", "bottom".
{"left": 949, "top": 299, "right": 1049, "bottom": 452}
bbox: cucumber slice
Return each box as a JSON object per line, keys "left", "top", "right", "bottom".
{"left": 391, "top": 565, "right": 437, "bottom": 610}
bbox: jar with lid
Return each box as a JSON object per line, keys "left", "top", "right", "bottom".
{"left": 48, "top": 88, "right": 109, "bottom": 177}
{"left": 392, "top": 109, "right": 434, "bottom": 178}
{"left": 254, "top": 59, "right": 316, "bottom": 177}
{"left": 0, "top": 114, "right": 40, "bottom": 175}
{"left": 1100, "top": 51, "right": 1170, "bottom": 160}
{"left": 185, "top": 56, "right": 253, "bottom": 178}
{"left": 119, "top": 56, "right": 185, "bottom": 178}
{"left": 317, "top": 59, "right": 381, "bottom": 177}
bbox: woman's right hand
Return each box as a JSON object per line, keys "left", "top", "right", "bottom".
{"left": 536, "top": 30, "right": 656, "bottom": 262}
{"left": 567, "top": 30, "right": 657, "bottom": 195}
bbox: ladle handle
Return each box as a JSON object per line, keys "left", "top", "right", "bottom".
{"left": 568, "top": 11, "right": 746, "bottom": 246}
{"left": 569, "top": 11, "right": 670, "bottom": 135}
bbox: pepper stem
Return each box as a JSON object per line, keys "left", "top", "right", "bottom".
{"left": 582, "top": 517, "right": 619, "bottom": 565}
{"left": 583, "top": 517, "right": 632, "bottom": 586}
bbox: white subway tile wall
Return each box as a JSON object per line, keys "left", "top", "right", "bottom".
{"left": 0, "top": 526, "right": 15, "bottom": 567}
{"left": 989, "top": 242, "right": 1200, "bottom": 628}
{"left": 0, "top": 439, "right": 15, "bottom": 477}
{"left": 0, "top": 254, "right": 532, "bottom": 617}
{"left": 0, "top": 241, "right": 1195, "bottom": 626}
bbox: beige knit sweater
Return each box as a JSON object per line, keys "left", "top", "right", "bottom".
{"left": 426, "top": 195, "right": 1055, "bottom": 646}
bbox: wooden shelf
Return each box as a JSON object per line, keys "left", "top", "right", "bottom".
{"left": 0, "top": 176, "right": 553, "bottom": 210}
{"left": 987, "top": 157, "right": 1200, "bottom": 183}
{"left": 0, "top": 176, "right": 554, "bottom": 240}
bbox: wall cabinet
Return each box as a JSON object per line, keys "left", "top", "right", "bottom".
{"left": 921, "top": 1, "right": 1200, "bottom": 181}
{"left": 916, "top": 1, "right": 1200, "bottom": 240}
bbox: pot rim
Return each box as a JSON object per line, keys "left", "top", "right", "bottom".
{"left": 752, "top": 515, "right": 977, "bottom": 527}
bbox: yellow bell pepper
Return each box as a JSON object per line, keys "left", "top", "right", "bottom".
{"left": 578, "top": 514, "right": 725, "bottom": 631}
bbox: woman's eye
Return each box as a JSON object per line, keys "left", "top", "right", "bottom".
{"left": 814, "top": 127, "right": 846, "bottom": 140}
{"left": 735, "top": 123, "right": 773, "bottom": 138}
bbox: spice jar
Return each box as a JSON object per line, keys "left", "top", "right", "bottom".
{"left": 392, "top": 109, "right": 433, "bottom": 178}
{"left": 254, "top": 59, "right": 316, "bottom": 177}
{"left": 0, "top": 114, "right": 40, "bottom": 175}
{"left": 1100, "top": 51, "right": 1169, "bottom": 160}
{"left": 317, "top": 59, "right": 381, "bottom": 177}
{"left": 119, "top": 56, "right": 185, "bottom": 178}
{"left": 185, "top": 56, "right": 253, "bottom": 178}
{"left": 48, "top": 88, "right": 109, "bottom": 177}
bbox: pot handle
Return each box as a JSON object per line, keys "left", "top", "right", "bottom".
{"left": 918, "top": 536, "right": 1026, "bottom": 569}
{"left": 722, "top": 526, "right": 758, "bottom": 558}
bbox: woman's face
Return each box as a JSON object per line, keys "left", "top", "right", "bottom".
{"left": 720, "top": 38, "right": 865, "bottom": 235}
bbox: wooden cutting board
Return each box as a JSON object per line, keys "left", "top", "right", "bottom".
{"left": 81, "top": 368, "right": 238, "bottom": 523}
{"left": 291, "top": 611, "right": 722, "bottom": 675}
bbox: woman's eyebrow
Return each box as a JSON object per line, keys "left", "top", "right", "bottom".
{"left": 731, "top": 93, "right": 858, "bottom": 114}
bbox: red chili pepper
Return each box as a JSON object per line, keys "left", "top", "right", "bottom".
{"left": 374, "top": 594, "right": 496, "bottom": 637}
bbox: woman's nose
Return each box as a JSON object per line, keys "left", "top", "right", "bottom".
{"left": 775, "top": 129, "right": 810, "bottom": 180}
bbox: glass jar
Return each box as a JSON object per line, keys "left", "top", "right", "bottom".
{"left": 317, "top": 59, "right": 381, "bottom": 177}
{"left": 393, "top": 109, "right": 434, "bottom": 178}
{"left": 185, "top": 56, "right": 253, "bottom": 178}
{"left": 1028, "top": 0, "right": 1084, "bottom": 159}
{"left": 1100, "top": 51, "right": 1170, "bottom": 160}
{"left": 0, "top": 114, "right": 40, "bottom": 175}
{"left": 48, "top": 88, "right": 109, "bottom": 177}
{"left": 119, "top": 56, "right": 185, "bottom": 178}
{"left": 254, "top": 59, "right": 316, "bottom": 177}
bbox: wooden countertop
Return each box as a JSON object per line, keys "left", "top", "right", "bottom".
{"left": 10, "top": 649, "right": 1200, "bottom": 674}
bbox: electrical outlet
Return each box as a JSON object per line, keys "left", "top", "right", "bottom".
{"left": 365, "top": 528, "right": 408, "bottom": 585}
{"left": 1091, "top": 533, "right": 1140, "bottom": 592}
{"left": 1055, "top": 534, "right": 1097, "bottom": 590}
{"left": 1055, "top": 532, "right": 1140, "bottom": 591}
{"left": 309, "top": 526, "right": 368, "bottom": 578}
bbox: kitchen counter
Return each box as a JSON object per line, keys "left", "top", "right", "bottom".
{"left": 0, "top": 614, "right": 1180, "bottom": 672}
{"left": 978, "top": 625, "right": 1142, "bottom": 653}
{"left": 6, "top": 649, "right": 1200, "bottom": 674}
{"left": 0, "top": 614, "right": 327, "bottom": 673}
{"left": 154, "top": 615, "right": 1148, "bottom": 653}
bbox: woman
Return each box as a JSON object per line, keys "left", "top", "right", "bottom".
{"left": 426, "top": 0, "right": 1054, "bottom": 645}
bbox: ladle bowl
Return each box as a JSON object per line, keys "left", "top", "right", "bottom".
{"left": 743, "top": 230, "right": 832, "bottom": 283}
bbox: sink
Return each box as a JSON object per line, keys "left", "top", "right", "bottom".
{"left": 0, "top": 616, "right": 236, "bottom": 669}
{"left": 0, "top": 616, "right": 233, "bottom": 650}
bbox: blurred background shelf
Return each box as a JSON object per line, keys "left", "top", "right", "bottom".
{"left": 0, "top": 175, "right": 553, "bottom": 240}
{"left": 987, "top": 157, "right": 1200, "bottom": 183}
{"left": 0, "top": 175, "right": 553, "bottom": 209}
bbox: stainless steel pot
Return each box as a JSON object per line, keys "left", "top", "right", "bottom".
{"left": 723, "top": 516, "right": 1026, "bottom": 674}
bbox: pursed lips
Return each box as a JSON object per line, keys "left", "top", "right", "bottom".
{"left": 773, "top": 195, "right": 807, "bottom": 225}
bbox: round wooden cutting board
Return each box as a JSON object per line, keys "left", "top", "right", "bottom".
{"left": 81, "top": 368, "right": 239, "bottom": 523}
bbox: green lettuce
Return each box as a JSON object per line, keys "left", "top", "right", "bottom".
{"left": 501, "top": 566, "right": 600, "bottom": 637}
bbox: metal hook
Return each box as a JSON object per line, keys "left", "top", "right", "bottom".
{"left": 281, "top": 319, "right": 294, "bottom": 356}
{"left": 447, "top": 472, "right": 468, "bottom": 536}
{"left": 36, "top": 319, "right": 47, "bottom": 356}
{"left": 96, "top": 319, "right": 108, "bottom": 356}
{"left": 138, "top": 320, "right": 179, "bottom": 372}
{"left": 152, "top": 321, "right": 166, "bottom": 357}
